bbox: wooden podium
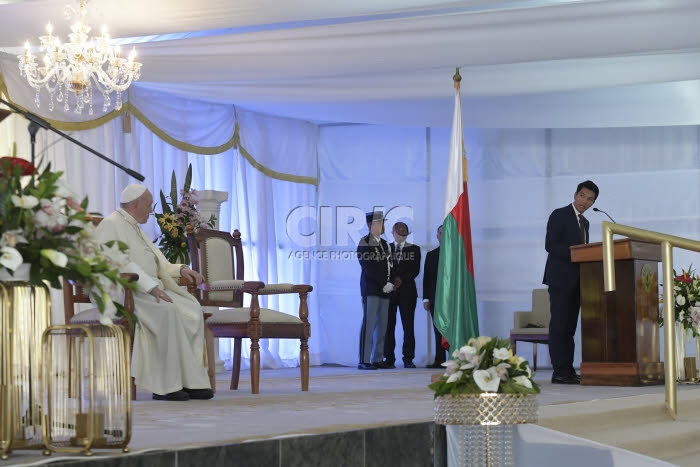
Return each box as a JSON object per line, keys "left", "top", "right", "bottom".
{"left": 571, "top": 239, "right": 664, "bottom": 386}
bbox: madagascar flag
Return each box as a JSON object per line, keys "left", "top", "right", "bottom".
{"left": 434, "top": 76, "right": 479, "bottom": 349}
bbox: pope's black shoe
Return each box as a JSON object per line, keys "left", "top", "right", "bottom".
{"left": 184, "top": 388, "right": 214, "bottom": 400}
{"left": 152, "top": 390, "right": 190, "bottom": 401}
{"left": 551, "top": 374, "right": 580, "bottom": 385}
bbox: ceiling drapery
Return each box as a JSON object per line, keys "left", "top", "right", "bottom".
{"left": 1, "top": 0, "right": 700, "bottom": 129}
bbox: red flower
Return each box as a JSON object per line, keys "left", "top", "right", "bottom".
{"left": 0, "top": 157, "right": 36, "bottom": 176}
{"left": 676, "top": 274, "right": 693, "bottom": 284}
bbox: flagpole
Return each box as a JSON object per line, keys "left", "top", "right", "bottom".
{"left": 453, "top": 68, "right": 469, "bottom": 192}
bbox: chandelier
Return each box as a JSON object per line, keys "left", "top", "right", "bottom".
{"left": 17, "top": 0, "right": 142, "bottom": 115}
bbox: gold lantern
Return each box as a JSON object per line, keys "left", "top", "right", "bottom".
{"left": 41, "top": 324, "right": 131, "bottom": 456}
{"left": 0, "top": 281, "right": 51, "bottom": 459}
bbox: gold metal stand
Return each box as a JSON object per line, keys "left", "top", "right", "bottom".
{"left": 0, "top": 281, "right": 50, "bottom": 459}
{"left": 41, "top": 324, "right": 131, "bottom": 456}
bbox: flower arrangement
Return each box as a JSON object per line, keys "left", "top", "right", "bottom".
{"left": 0, "top": 157, "right": 134, "bottom": 323}
{"left": 659, "top": 267, "right": 700, "bottom": 337}
{"left": 154, "top": 164, "right": 215, "bottom": 264}
{"left": 429, "top": 336, "right": 540, "bottom": 397}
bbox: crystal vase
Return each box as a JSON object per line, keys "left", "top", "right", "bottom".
{"left": 434, "top": 393, "right": 538, "bottom": 467}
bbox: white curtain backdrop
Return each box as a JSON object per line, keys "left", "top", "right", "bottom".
{"left": 3, "top": 95, "right": 698, "bottom": 371}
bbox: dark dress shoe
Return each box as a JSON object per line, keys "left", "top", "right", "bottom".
{"left": 377, "top": 361, "right": 395, "bottom": 369}
{"left": 403, "top": 361, "right": 416, "bottom": 369}
{"left": 551, "top": 374, "right": 580, "bottom": 385}
{"left": 357, "top": 362, "right": 378, "bottom": 370}
{"left": 152, "top": 390, "right": 190, "bottom": 401}
{"left": 426, "top": 362, "right": 444, "bottom": 369}
{"left": 184, "top": 388, "right": 214, "bottom": 400}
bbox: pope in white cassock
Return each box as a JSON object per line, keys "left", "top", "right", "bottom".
{"left": 94, "top": 184, "right": 213, "bottom": 401}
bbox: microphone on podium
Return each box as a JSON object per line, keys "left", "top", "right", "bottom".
{"left": 592, "top": 207, "right": 616, "bottom": 224}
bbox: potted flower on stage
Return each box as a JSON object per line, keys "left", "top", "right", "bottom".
{"left": 154, "top": 164, "right": 215, "bottom": 264}
{"left": 0, "top": 156, "right": 133, "bottom": 321}
{"left": 659, "top": 267, "right": 700, "bottom": 381}
{"left": 429, "top": 336, "right": 540, "bottom": 467}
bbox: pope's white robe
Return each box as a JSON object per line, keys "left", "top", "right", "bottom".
{"left": 95, "top": 209, "right": 210, "bottom": 395}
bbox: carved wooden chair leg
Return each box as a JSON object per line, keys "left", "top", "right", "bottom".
{"left": 204, "top": 325, "right": 216, "bottom": 393}
{"left": 300, "top": 338, "right": 309, "bottom": 391}
{"left": 250, "top": 337, "right": 260, "bottom": 394}
{"left": 230, "top": 337, "right": 242, "bottom": 390}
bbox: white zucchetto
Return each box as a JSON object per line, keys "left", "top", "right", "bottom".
{"left": 120, "top": 184, "right": 147, "bottom": 204}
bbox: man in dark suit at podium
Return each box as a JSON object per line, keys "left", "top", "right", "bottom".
{"left": 543, "top": 180, "right": 599, "bottom": 385}
{"left": 382, "top": 222, "right": 421, "bottom": 369}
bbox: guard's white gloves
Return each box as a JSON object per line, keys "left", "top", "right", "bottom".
{"left": 383, "top": 282, "right": 395, "bottom": 293}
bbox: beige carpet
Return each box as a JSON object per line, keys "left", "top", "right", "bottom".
{"left": 5, "top": 366, "right": 700, "bottom": 465}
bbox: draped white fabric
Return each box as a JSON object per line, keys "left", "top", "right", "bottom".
{"left": 3, "top": 96, "right": 699, "bottom": 370}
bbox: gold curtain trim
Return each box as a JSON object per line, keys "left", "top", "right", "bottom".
{"left": 235, "top": 125, "right": 318, "bottom": 186}
{"left": 0, "top": 73, "right": 317, "bottom": 185}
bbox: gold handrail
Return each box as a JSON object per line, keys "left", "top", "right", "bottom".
{"left": 602, "top": 221, "right": 700, "bottom": 419}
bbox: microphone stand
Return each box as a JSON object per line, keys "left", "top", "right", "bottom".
{"left": 593, "top": 208, "right": 617, "bottom": 224}
{"left": 0, "top": 97, "right": 145, "bottom": 181}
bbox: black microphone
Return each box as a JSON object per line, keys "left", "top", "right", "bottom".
{"left": 593, "top": 207, "right": 616, "bottom": 224}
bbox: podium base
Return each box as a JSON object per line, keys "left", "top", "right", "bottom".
{"left": 581, "top": 362, "right": 664, "bottom": 386}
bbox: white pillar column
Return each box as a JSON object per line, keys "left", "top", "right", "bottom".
{"left": 198, "top": 190, "right": 229, "bottom": 373}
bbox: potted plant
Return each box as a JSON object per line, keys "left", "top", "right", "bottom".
{"left": 429, "top": 336, "right": 540, "bottom": 466}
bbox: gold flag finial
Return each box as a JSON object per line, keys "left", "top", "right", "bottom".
{"left": 453, "top": 67, "right": 462, "bottom": 90}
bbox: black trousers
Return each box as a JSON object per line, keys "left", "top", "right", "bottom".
{"left": 547, "top": 283, "right": 580, "bottom": 377}
{"left": 384, "top": 292, "right": 416, "bottom": 363}
{"left": 429, "top": 308, "right": 448, "bottom": 364}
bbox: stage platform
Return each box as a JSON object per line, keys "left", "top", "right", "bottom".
{"left": 3, "top": 365, "right": 700, "bottom": 466}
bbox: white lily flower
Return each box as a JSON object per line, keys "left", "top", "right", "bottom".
{"left": 1, "top": 230, "right": 28, "bottom": 247}
{"left": 40, "top": 249, "right": 68, "bottom": 267}
{"left": 493, "top": 347, "right": 511, "bottom": 362}
{"left": 513, "top": 375, "right": 533, "bottom": 389}
{"left": 11, "top": 194, "right": 39, "bottom": 209}
{"left": 473, "top": 368, "right": 500, "bottom": 392}
{"left": 0, "top": 246, "right": 24, "bottom": 271}
{"left": 495, "top": 362, "right": 511, "bottom": 381}
{"left": 457, "top": 345, "right": 477, "bottom": 361}
{"left": 442, "top": 360, "right": 459, "bottom": 374}
{"left": 446, "top": 370, "right": 463, "bottom": 384}
{"left": 676, "top": 295, "right": 686, "bottom": 306}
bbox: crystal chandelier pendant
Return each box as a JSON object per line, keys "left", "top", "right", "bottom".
{"left": 17, "top": 0, "right": 142, "bottom": 115}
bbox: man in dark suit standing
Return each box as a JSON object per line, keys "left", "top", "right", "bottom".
{"left": 357, "top": 211, "right": 394, "bottom": 370}
{"left": 423, "top": 225, "right": 447, "bottom": 368}
{"left": 382, "top": 222, "right": 421, "bottom": 368}
{"left": 543, "top": 180, "right": 599, "bottom": 385}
